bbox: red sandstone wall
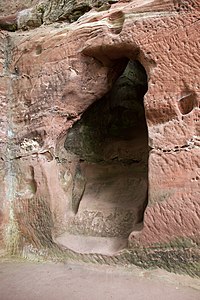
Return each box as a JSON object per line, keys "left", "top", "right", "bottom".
{"left": 0, "top": 0, "right": 39, "bottom": 15}
{"left": 0, "top": 0, "right": 199, "bottom": 262}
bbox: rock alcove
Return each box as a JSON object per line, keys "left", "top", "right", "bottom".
{"left": 55, "top": 60, "right": 149, "bottom": 255}
{"left": 0, "top": 0, "right": 199, "bottom": 277}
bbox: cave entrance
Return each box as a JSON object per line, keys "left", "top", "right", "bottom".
{"left": 58, "top": 60, "right": 149, "bottom": 254}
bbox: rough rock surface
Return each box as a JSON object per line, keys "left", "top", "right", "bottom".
{"left": 0, "top": 1, "right": 39, "bottom": 15}
{"left": 0, "top": 0, "right": 121, "bottom": 31}
{"left": 0, "top": 0, "right": 199, "bottom": 275}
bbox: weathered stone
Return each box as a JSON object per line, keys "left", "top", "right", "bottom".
{"left": 0, "top": 0, "right": 199, "bottom": 275}
{"left": 62, "top": 60, "right": 148, "bottom": 252}
{"left": 0, "top": 0, "right": 122, "bottom": 31}
{"left": 0, "top": 0, "right": 39, "bottom": 16}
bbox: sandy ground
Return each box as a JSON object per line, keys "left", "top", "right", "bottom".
{"left": 0, "top": 260, "right": 199, "bottom": 300}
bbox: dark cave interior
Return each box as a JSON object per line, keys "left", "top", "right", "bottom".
{"left": 60, "top": 60, "right": 149, "bottom": 254}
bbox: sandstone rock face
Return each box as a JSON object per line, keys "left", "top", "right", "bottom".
{"left": 0, "top": 0, "right": 121, "bottom": 31}
{"left": 0, "top": 1, "right": 39, "bottom": 16}
{"left": 60, "top": 60, "right": 149, "bottom": 254}
{"left": 0, "top": 0, "right": 199, "bottom": 275}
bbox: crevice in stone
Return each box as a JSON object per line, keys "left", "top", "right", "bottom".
{"left": 154, "top": 136, "right": 200, "bottom": 153}
{"left": 56, "top": 59, "right": 149, "bottom": 255}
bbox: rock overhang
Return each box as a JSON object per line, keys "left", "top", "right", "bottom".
{"left": 0, "top": 0, "right": 199, "bottom": 276}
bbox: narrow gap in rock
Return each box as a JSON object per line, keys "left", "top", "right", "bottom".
{"left": 58, "top": 59, "right": 149, "bottom": 255}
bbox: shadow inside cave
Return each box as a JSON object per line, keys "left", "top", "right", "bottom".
{"left": 57, "top": 60, "right": 149, "bottom": 255}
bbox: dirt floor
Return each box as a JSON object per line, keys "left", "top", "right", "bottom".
{"left": 0, "top": 260, "right": 199, "bottom": 300}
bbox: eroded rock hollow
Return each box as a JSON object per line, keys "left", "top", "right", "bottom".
{"left": 60, "top": 60, "right": 149, "bottom": 253}
{"left": 0, "top": 0, "right": 199, "bottom": 276}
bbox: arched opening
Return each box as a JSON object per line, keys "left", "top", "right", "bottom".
{"left": 57, "top": 59, "right": 149, "bottom": 255}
